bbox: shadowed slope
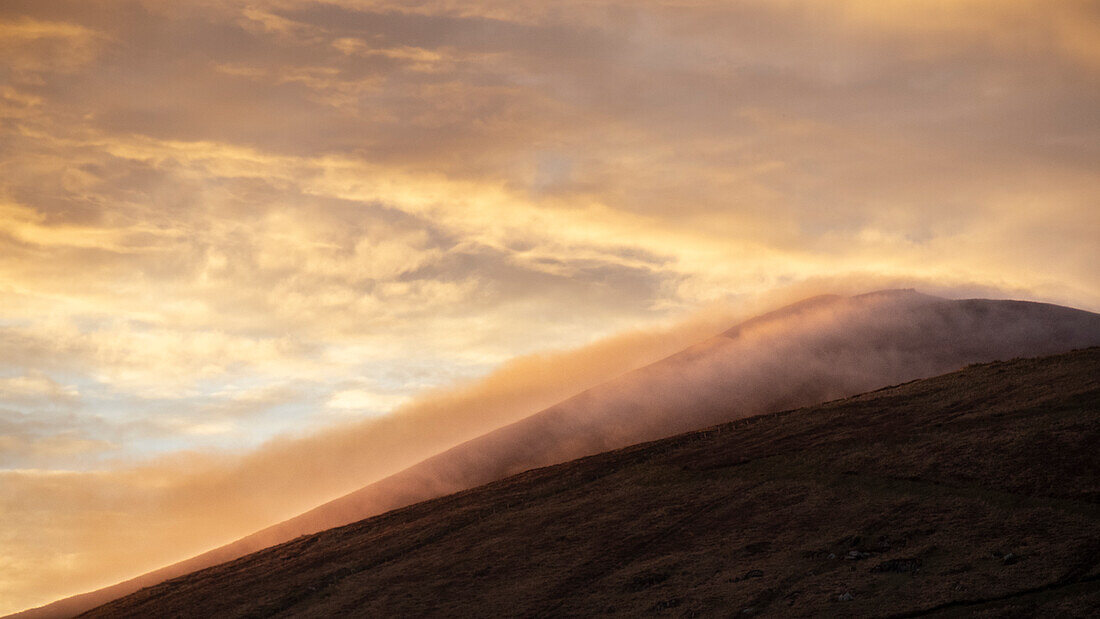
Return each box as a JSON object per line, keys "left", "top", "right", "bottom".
{"left": 86, "top": 348, "right": 1100, "bottom": 617}
{"left": 14, "top": 290, "right": 1100, "bottom": 617}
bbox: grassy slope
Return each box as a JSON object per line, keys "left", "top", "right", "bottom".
{"left": 86, "top": 348, "right": 1100, "bottom": 617}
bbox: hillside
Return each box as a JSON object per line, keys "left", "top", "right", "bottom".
{"left": 16, "top": 290, "right": 1100, "bottom": 618}
{"left": 84, "top": 347, "right": 1100, "bottom": 617}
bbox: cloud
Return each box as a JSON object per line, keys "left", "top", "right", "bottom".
{"left": 326, "top": 388, "right": 411, "bottom": 417}
{"left": 0, "top": 372, "right": 78, "bottom": 404}
{"left": 0, "top": 16, "right": 103, "bottom": 76}
{"left": 0, "top": 0, "right": 1098, "bottom": 613}
{"left": 0, "top": 434, "right": 116, "bottom": 465}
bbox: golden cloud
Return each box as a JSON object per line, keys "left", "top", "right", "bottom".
{"left": 1, "top": 0, "right": 1098, "bottom": 613}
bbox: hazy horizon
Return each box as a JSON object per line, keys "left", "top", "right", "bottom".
{"left": 2, "top": 0, "right": 1099, "bottom": 613}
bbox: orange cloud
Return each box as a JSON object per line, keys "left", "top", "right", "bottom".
{"left": 0, "top": 17, "right": 102, "bottom": 75}
{"left": 1, "top": 0, "right": 1098, "bottom": 613}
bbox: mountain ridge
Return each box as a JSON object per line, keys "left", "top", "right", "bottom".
{"left": 12, "top": 291, "right": 1100, "bottom": 618}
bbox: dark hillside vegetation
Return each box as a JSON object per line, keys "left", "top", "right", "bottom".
{"left": 85, "top": 348, "right": 1100, "bottom": 617}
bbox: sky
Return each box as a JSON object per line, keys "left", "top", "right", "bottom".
{"left": 1, "top": 0, "right": 1099, "bottom": 613}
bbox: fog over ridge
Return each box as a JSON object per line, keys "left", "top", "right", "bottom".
{"left": 321, "top": 289, "right": 1100, "bottom": 511}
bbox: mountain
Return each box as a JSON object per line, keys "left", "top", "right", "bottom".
{"left": 84, "top": 347, "right": 1100, "bottom": 616}
{"left": 13, "top": 290, "right": 1100, "bottom": 617}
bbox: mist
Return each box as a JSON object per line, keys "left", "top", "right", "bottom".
{"left": 16, "top": 288, "right": 1100, "bottom": 618}
{"left": 1, "top": 303, "right": 736, "bottom": 616}
{"left": 260, "top": 290, "right": 1100, "bottom": 535}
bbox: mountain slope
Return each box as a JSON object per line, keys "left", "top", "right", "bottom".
{"left": 85, "top": 347, "right": 1100, "bottom": 617}
{"left": 15, "top": 290, "right": 1100, "bottom": 617}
